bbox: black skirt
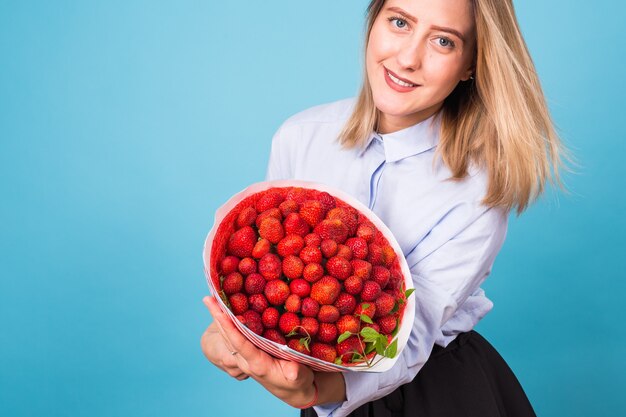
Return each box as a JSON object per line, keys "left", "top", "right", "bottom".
{"left": 302, "top": 330, "right": 536, "bottom": 417}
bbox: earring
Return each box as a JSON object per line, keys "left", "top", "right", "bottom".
{"left": 469, "top": 74, "right": 474, "bottom": 80}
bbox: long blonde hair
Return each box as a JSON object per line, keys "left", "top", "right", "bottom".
{"left": 338, "top": 0, "right": 568, "bottom": 214}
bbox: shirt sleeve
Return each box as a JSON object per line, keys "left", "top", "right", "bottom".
{"left": 312, "top": 203, "right": 509, "bottom": 417}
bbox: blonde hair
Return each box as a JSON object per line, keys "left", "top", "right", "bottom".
{"left": 338, "top": 0, "right": 569, "bottom": 214}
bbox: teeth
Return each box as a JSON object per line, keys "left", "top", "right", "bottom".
{"left": 387, "top": 70, "right": 416, "bottom": 87}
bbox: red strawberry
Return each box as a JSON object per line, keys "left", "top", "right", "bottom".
{"left": 220, "top": 256, "right": 240, "bottom": 275}
{"left": 255, "top": 207, "right": 282, "bottom": 228}
{"left": 326, "top": 207, "right": 358, "bottom": 235}
{"left": 277, "top": 234, "right": 305, "bottom": 257}
{"left": 282, "top": 255, "right": 304, "bottom": 279}
{"left": 317, "top": 323, "right": 338, "bottom": 343}
{"left": 288, "top": 338, "right": 311, "bottom": 355}
{"left": 258, "top": 253, "right": 282, "bottom": 280}
{"left": 304, "top": 233, "right": 322, "bottom": 247}
{"left": 317, "top": 192, "right": 336, "bottom": 212}
{"left": 334, "top": 293, "right": 357, "bottom": 315}
{"left": 356, "top": 223, "right": 376, "bottom": 243}
{"left": 299, "top": 200, "right": 325, "bottom": 228}
{"left": 301, "top": 317, "right": 319, "bottom": 338}
{"left": 261, "top": 307, "right": 279, "bottom": 328}
{"left": 374, "top": 292, "right": 395, "bottom": 317}
{"left": 382, "top": 245, "right": 397, "bottom": 267}
{"left": 263, "top": 329, "right": 286, "bottom": 345}
{"left": 318, "top": 305, "right": 340, "bottom": 323}
{"left": 248, "top": 293, "right": 269, "bottom": 313}
{"left": 344, "top": 275, "right": 364, "bottom": 295}
{"left": 311, "top": 343, "right": 337, "bottom": 363}
{"left": 310, "top": 276, "right": 341, "bottom": 305}
{"left": 355, "top": 302, "right": 376, "bottom": 320}
{"left": 346, "top": 237, "right": 368, "bottom": 260}
{"left": 314, "top": 219, "right": 349, "bottom": 244}
{"left": 367, "top": 243, "right": 384, "bottom": 265}
{"left": 285, "top": 187, "right": 308, "bottom": 204}
{"left": 361, "top": 322, "right": 381, "bottom": 333}
{"left": 251, "top": 238, "right": 271, "bottom": 259}
{"left": 299, "top": 246, "right": 322, "bottom": 264}
{"left": 336, "top": 244, "right": 353, "bottom": 260}
{"left": 227, "top": 226, "right": 257, "bottom": 258}
{"left": 258, "top": 217, "right": 284, "bottom": 244}
{"left": 236, "top": 206, "right": 257, "bottom": 229}
{"left": 256, "top": 191, "right": 284, "bottom": 213}
{"left": 285, "top": 294, "right": 302, "bottom": 313}
{"left": 336, "top": 336, "right": 364, "bottom": 362}
{"left": 242, "top": 310, "right": 263, "bottom": 335}
{"left": 302, "top": 263, "right": 324, "bottom": 283}
{"left": 336, "top": 315, "right": 360, "bottom": 335}
{"left": 279, "top": 199, "right": 299, "bottom": 216}
{"left": 385, "top": 269, "right": 403, "bottom": 290}
{"left": 377, "top": 315, "right": 398, "bottom": 335}
{"left": 244, "top": 273, "right": 265, "bottom": 295}
{"left": 301, "top": 297, "right": 320, "bottom": 317}
{"left": 350, "top": 259, "right": 372, "bottom": 280}
{"left": 222, "top": 272, "right": 244, "bottom": 295}
{"left": 326, "top": 256, "right": 352, "bottom": 280}
{"left": 283, "top": 213, "right": 310, "bottom": 237}
{"left": 264, "top": 279, "right": 290, "bottom": 305}
{"left": 320, "top": 239, "right": 338, "bottom": 258}
{"left": 238, "top": 257, "right": 257, "bottom": 275}
{"left": 278, "top": 312, "right": 301, "bottom": 335}
{"left": 372, "top": 265, "right": 391, "bottom": 288}
{"left": 361, "top": 280, "right": 382, "bottom": 302}
{"left": 289, "top": 278, "right": 311, "bottom": 298}
{"left": 228, "top": 293, "right": 248, "bottom": 315}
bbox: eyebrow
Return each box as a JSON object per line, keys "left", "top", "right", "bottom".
{"left": 384, "top": 6, "right": 467, "bottom": 43}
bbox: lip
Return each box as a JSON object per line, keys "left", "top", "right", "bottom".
{"left": 383, "top": 67, "right": 419, "bottom": 92}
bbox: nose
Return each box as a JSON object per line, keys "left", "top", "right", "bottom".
{"left": 395, "top": 36, "right": 423, "bottom": 72}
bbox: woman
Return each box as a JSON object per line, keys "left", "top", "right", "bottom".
{"left": 201, "top": 0, "right": 565, "bottom": 415}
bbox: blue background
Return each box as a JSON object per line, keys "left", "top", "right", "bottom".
{"left": 1, "top": 1, "right": 624, "bottom": 416}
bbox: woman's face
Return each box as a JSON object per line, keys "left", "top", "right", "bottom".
{"left": 366, "top": 0, "right": 476, "bottom": 133}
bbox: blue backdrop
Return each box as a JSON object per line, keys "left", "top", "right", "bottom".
{"left": 1, "top": 1, "right": 624, "bottom": 416}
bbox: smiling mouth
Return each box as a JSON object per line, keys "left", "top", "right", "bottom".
{"left": 385, "top": 68, "right": 419, "bottom": 87}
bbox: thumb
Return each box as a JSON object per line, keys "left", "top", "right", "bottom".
{"left": 278, "top": 359, "right": 301, "bottom": 382}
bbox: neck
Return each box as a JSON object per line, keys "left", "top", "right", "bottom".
{"left": 376, "top": 103, "right": 443, "bottom": 134}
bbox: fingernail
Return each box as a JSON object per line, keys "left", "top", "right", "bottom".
{"left": 202, "top": 296, "right": 211, "bottom": 306}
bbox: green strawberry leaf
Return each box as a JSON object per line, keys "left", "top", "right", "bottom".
{"left": 299, "top": 337, "right": 311, "bottom": 352}
{"left": 334, "top": 357, "right": 343, "bottom": 365}
{"left": 404, "top": 288, "right": 415, "bottom": 298}
{"left": 361, "top": 303, "right": 371, "bottom": 310}
{"left": 360, "top": 327, "right": 380, "bottom": 340}
{"left": 337, "top": 331, "right": 352, "bottom": 344}
{"left": 365, "top": 342, "right": 376, "bottom": 354}
{"left": 384, "top": 339, "right": 398, "bottom": 358}
{"left": 391, "top": 318, "right": 400, "bottom": 337}
{"left": 359, "top": 314, "right": 373, "bottom": 324}
{"left": 391, "top": 301, "right": 399, "bottom": 313}
{"left": 218, "top": 290, "right": 230, "bottom": 308}
{"left": 375, "top": 341, "right": 386, "bottom": 355}
{"left": 286, "top": 329, "right": 298, "bottom": 337}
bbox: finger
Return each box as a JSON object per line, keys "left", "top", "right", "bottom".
{"left": 235, "top": 374, "right": 250, "bottom": 381}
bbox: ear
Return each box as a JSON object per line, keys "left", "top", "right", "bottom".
{"left": 460, "top": 66, "right": 474, "bottom": 82}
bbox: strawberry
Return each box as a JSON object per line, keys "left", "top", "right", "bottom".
{"left": 256, "top": 191, "right": 284, "bottom": 213}
{"left": 278, "top": 312, "right": 301, "bottom": 335}
{"left": 279, "top": 199, "right": 299, "bottom": 216}
{"left": 356, "top": 223, "right": 376, "bottom": 243}
{"left": 220, "top": 256, "right": 240, "bottom": 275}
{"left": 258, "top": 217, "right": 284, "bottom": 244}
{"left": 367, "top": 243, "right": 384, "bottom": 265}
{"left": 344, "top": 275, "right": 364, "bottom": 295}
{"left": 264, "top": 279, "right": 290, "bottom": 305}
{"left": 289, "top": 278, "right": 311, "bottom": 298}
{"left": 345, "top": 237, "right": 368, "bottom": 260}
{"left": 310, "top": 276, "right": 342, "bottom": 305}
{"left": 258, "top": 253, "right": 282, "bottom": 280}
{"left": 244, "top": 272, "right": 265, "bottom": 295}
{"left": 242, "top": 310, "right": 263, "bottom": 335}
{"left": 255, "top": 207, "right": 282, "bottom": 228}
{"left": 377, "top": 315, "right": 398, "bottom": 335}
{"left": 236, "top": 206, "right": 257, "bottom": 229}
{"left": 238, "top": 257, "right": 257, "bottom": 275}
{"left": 326, "top": 256, "right": 352, "bottom": 280}
{"left": 228, "top": 293, "right": 248, "bottom": 315}
{"left": 299, "top": 200, "right": 325, "bottom": 228}
{"left": 372, "top": 265, "right": 391, "bottom": 288}
{"left": 318, "top": 305, "right": 340, "bottom": 323}
{"left": 288, "top": 338, "right": 311, "bottom": 355}
{"left": 285, "top": 294, "right": 302, "bottom": 313}
{"left": 334, "top": 293, "right": 357, "bottom": 315}
{"left": 336, "top": 315, "right": 360, "bottom": 335}
{"left": 382, "top": 245, "right": 397, "bottom": 267}
{"left": 336, "top": 336, "right": 364, "bottom": 362}
{"left": 311, "top": 343, "right": 337, "bottom": 363}
{"left": 317, "top": 192, "right": 336, "bottom": 212}
{"left": 277, "top": 234, "right": 305, "bottom": 257}
{"left": 314, "top": 219, "right": 349, "bottom": 244}
{"left": 301, "top": 297, "right": 320, "bottom": 317}
{"left": 248, "top": 293, "right": 269, "bottom": 313}
{"left": 251, "top": 238, "right": 271, "bottom": 259}
{"left": 263, "top": 329, "right": 286, "bottom": 345}
{"left": 302, "top": 263, "right": 324, "bottom": 283}
{"left": 285, "top": 187, "right": 308, "bottom": 204}
{"left": 222, "top": 272, "right": 244, "bottom": 295}
{"left": 350, "top": 259, "right": 372, "bottom": 280}
{"left": 283, "top": 213, "right": 310, "bottom": 237}
{"left": 282, "top": 255, "right": 304, "bottom": 279}
{"left": 326, "top": 207, "right": 358, "bottom": 235}
{"left": 374, "top": 292, "right": 395, "bottom": 317}
{"left": 355, "top": 302, "right": 376, "bottom": 320}
{"left": 299, "top": 246, "right": 322, "bottom": 264}
{"left": 361, "top": 280, "right": 382, "bottom": 302}
{"left": 261, "top": 307, "right": 279, "bottom": 329}
{"left": 320, "top": 239, "right": 338, "bottom": 258}
{"left": 361, "top": 322, "right": 381, "bottom": 333}
{"left": 336, "top": 244, "right": 353, "bottom": 260}
{"left": 304, "top": 233, "right": 322, "bottom": 247}
{"left": 301, "top": 317, "right": 319, "bottom": 338}
{"left": 317, "top": 323, "right": 338, "bottom": 344}
{"left": 227, "top": 226, "right": 257, "bottom": 258}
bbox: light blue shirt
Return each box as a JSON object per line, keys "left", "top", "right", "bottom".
{"left": 265, "top": 97, "right": 508, "bottom": 417}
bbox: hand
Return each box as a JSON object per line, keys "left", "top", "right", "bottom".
{"left": 201, "top": 296, "right": 317, "bottom": 408}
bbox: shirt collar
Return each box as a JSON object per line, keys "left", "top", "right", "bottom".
{"left": 359, "top": 111, "right": 441, "bottom": 162}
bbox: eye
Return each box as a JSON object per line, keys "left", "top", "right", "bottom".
{"left": 387, "top": 16, "right": 409, "bottom": 30}
{"left": 436, "top": 37, "right": 455, "bottom": 49}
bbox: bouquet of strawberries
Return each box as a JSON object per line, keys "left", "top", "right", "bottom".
{"left": 203, "top": 180, "right": 415, "bottom": 372}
